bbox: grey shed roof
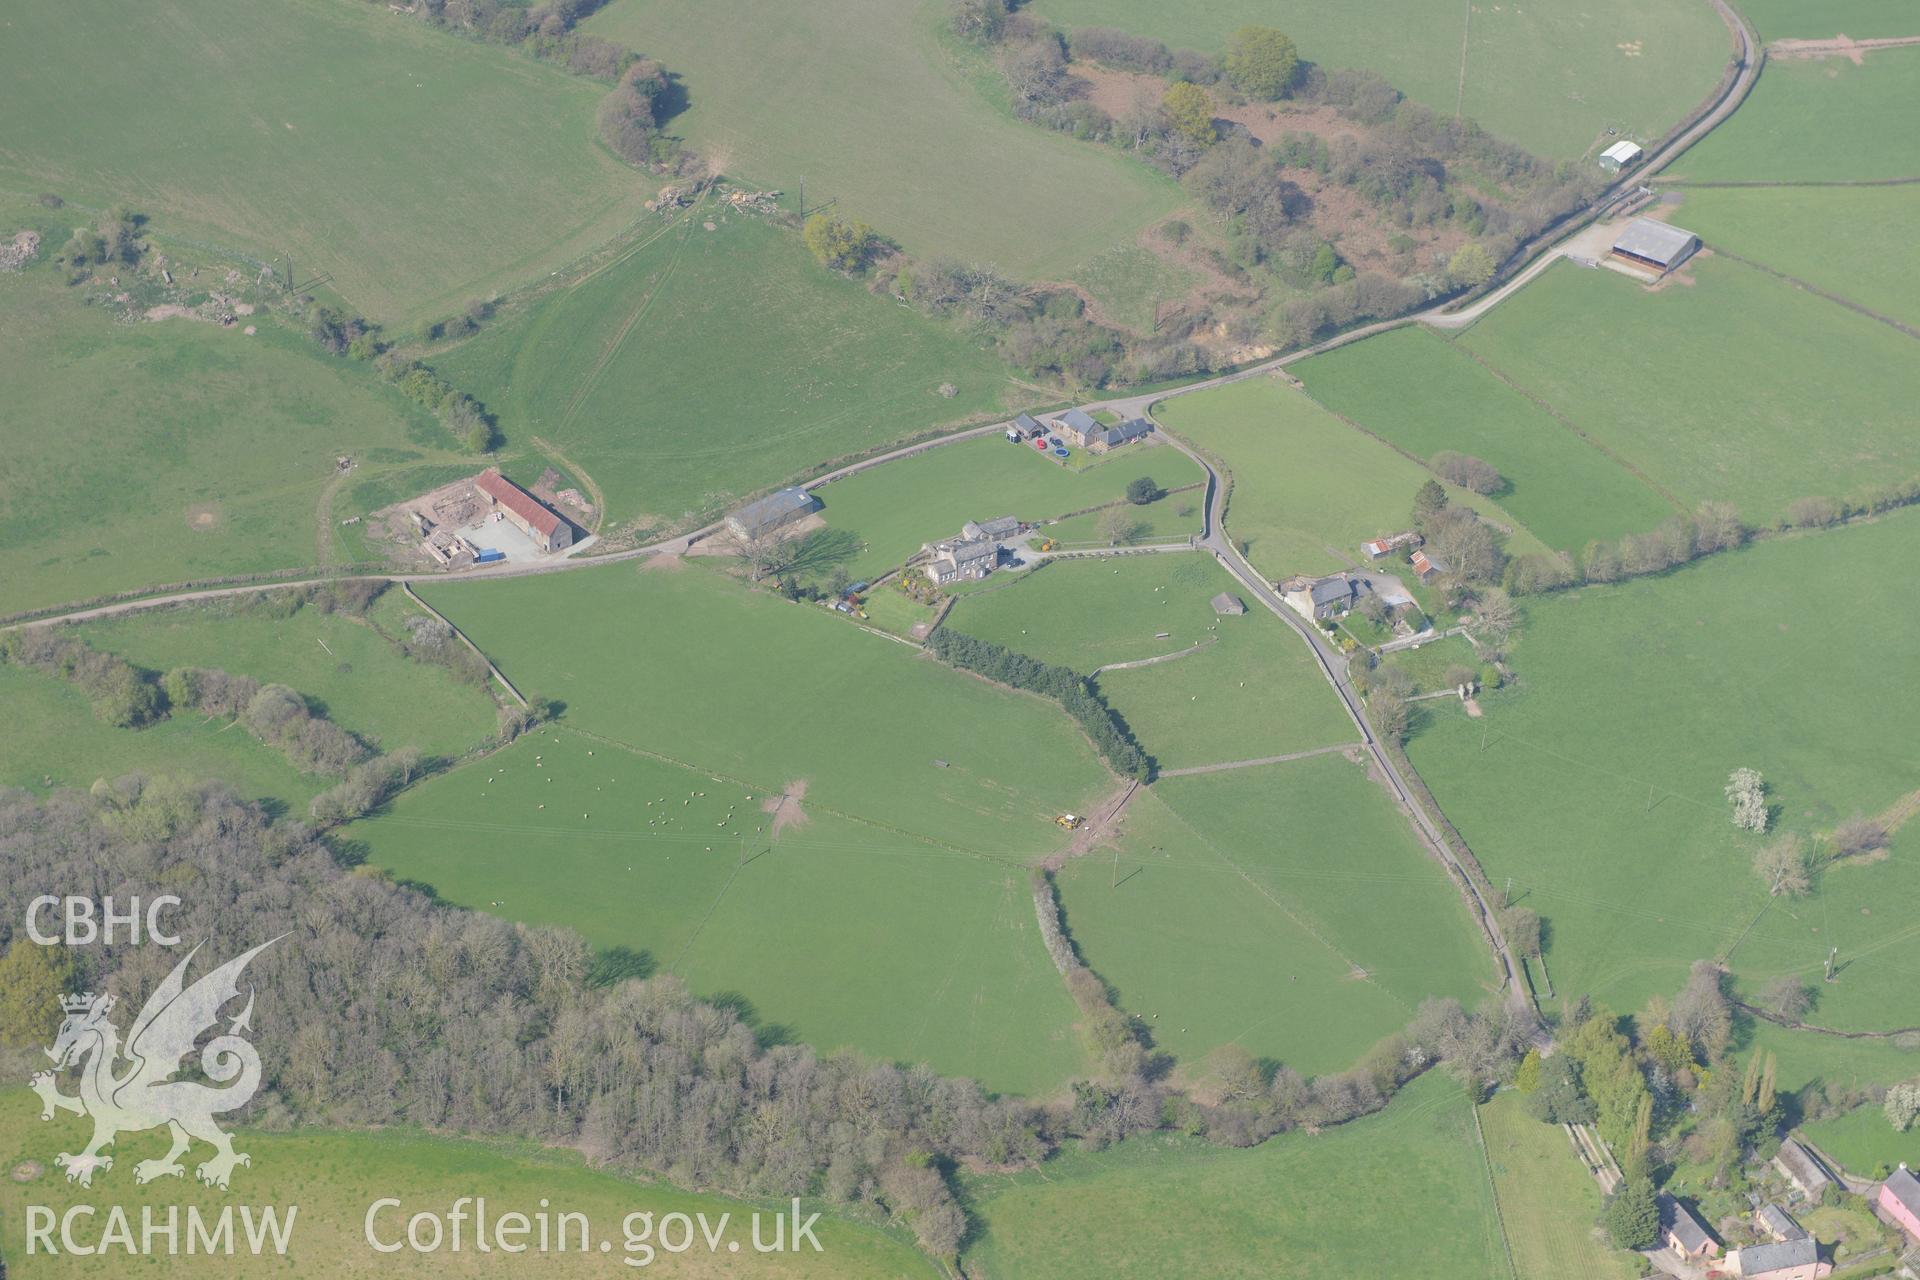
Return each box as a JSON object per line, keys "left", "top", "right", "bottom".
{"left": 730, "top": 486, "right": 818, "bottom": 535}
{"left": 1100, "top": 417, "right": 1151, "bottom": 445}
{"left": 1059, "top": 408, "right": 1099, "bottom": 434}
{"left": 1732, "top": 1236, "right": 1817, "bottom": 1276}
{"left": 968, "top": 515, "right": 1021, "bottom": 538}
{"left": 1774, "top": 1139, "right": 1832, "bottom": 1191}
{"left": 1885, "top": 1165, "right": 1920, "bottom": 1214}
{"left": 1757, "top": 1203, "right": 1806, "bottom": 1241}
{"left": 1013, "top": 413, "right": 1041, "bottom": 432}
{"left": 1658, "top": 1194, "right": 1714, "bottom": 1253}
{"left": 1612, "top": 218, "right": 1698, "bottom": 266}
{"left": 1211, "top": 592, "right": 1246, "bottom": 615}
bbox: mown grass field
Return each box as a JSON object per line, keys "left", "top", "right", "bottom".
{"left": 946, "top": 555, "right": 1355, "bottom": 770}
{"left": 1053, "top": 751, "right": 1491, "bottom": 1076}
{"left": 1296, "top": 326, "right": 1678, "bottom": 553}
{"left": 1407, "top": 511, "right": 1920, "bottom": 1037}
{"left": 1738, "top": 0, "right": 1918, "bottom": 40}
{"left": 354, "top": 728, "right": 1085, "bottom": 1093}
{"left": 71, "top": 592, "right": 500, "bottom": 763}
{"left": 436, "top": 214, "right": 1018, "bottom": 534}
{"left": 1674, "top": 185, "right": 1920, "bottom": 330}
{"left": 583, "top": 0, "right": 1179, "bottom": 277}
{"left": 1455, "top": 257, "right": 1920, "bottom": 525}
{"left": 1670, "top": 48, "right": 1920, "bottom": 182}
{"left": 1154, "top": 377, "right": 1550, "bottom": 579}
{"left": 1479, "top": 1090, "right": 1638, "bottom": 1280}
{"left": 811, "top": 435, "right": 1203, "bottom": 581}
{"left": 1800, "top": 1104, "right": 1920, "bottom": 1178}
{"left": 0, "top": 263, "right": 456, "bottom": 615}
{"left": 0, "top": 0, "right": 653, "bottom": 321}
{"left": 0, "top": 1091, "right": 934, "bottom": 1278}
{"left": 1025, "top": 0, "right": 1729, "bottom": 160}
{"left": 962, "top": 1071, "right": 1505, "bottom": 1278}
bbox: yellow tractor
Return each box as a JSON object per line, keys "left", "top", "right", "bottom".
{"left": 1055, "top": 813, "right": 1084, "bottom": 831}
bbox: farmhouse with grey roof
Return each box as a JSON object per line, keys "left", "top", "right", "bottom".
{"left": 1054, "top": 408, "right": 1101, "bottom": 447}
{"left": 1657, "top": 1193, "right": 1718, "bottom": 1260}
{"left": 1726, "top": 1235, "right": 1819, "bottom": 1280}
{"left": 1772, "top": 1138, "right": 1833, "bottom": 1200}
{"left": 726, "top": 487, "right": 820, "bottom": 541}
{"left": 963, "top": 515, "right": 1022, "bottom": 541}
{"left": 925, "top": 537, "right": 999, "bottom": 585}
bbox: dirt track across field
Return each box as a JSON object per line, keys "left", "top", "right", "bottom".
{"left": 1767, "top": 34, "right": 1920, "bottom": 63}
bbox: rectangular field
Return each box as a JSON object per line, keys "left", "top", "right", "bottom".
{"left": 1737, "top": 0, "right": 1919, "bottom": 40}
{"left": 1668, "top": 48, "right": 1920, "bottom": 182}
{"left": 1799, "top": 1105, "right": 1920, "bottom": 1179}
{"left": 435, "top": 214, "right": 1018, "bottom": 535}
{"left": 961, "top": 1071, "right": 1506, "bottom": 1279}
{"left": 1152, "top": 377, "right": 1551, "bottom": 580}
{"left": 1296, "top": 326, "right": 1678, "bottom": 553}
{"left": 1479, "top": 1090, "right": 1639, "bottom": 1280}
{"left": 583, "top": 0, "right": 1179, "bottom": 278}
{"left": 0, "top": 0, "right": 653, "bottom": 321}
{"left": 1455, "top": 256, "right": 1920, "bottom": 525}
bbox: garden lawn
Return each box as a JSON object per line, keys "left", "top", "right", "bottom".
{"left": 1025, "top": 0, "right": 1729, "bottom": 160}
{"left": 1154, "top": 377, "right": 1550, "bottom": 579}
{"left": 1455, "top": 257, "right": 1920, "bottom": 525}
{"left": 1053, "top": 754, "right": 1494, "bottom": 1077}
{"left": 961, "top": 1071, "right": 1506, "bottom": 1278}
{"left": 1377, "top": 634, "right": 1483, "bottom": 696}
{"left": 583, "top": 0, "right": 1178, "bottom": 278}
{"left": 354, "top": 729, "right": 1086, "bottom": 1093}
{"left": 0, "top": 1091, "right": 934, "bottom": 1279}
{"left": 1669, "top": 48, "right": 1920, "bottom": 182}
{"left": 72, "top": 593, "right": 500, "bottom": 763}
{"left": 0, "top": 268, "right": 453, "bottom": 615}
{"left": 1479, "top": 1089, "right": 1639, "bottom": 1280}
{"left": 1297, "top": 326, "right": 1677, "bottom": 552}
{"left": 1800, "top": 1105, "right": 1920, "bottom": 1180}
{"left": 812, "top": 435, "right": 1203, "bottom": 581}
{"left": 435, "top": 215, "right": 1018, "bottom": 534}
{"left": 1675, "top": 185, "right": 1920, "bottom": 331}
{"left": 418, "top": 560, "right": 1113, "bottom": 860}
{"left": 0, "top": 0, "right": 652, "bottom": 321}
{"left": 946, "top": 555, "right": 1355, "bottom": 770}
{"left": 1406, "top": 511, "right": 1920, "bottom": 1035}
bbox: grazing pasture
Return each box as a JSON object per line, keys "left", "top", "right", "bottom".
{"left": 1800, "top": 1103, "right": 1920, "bottom": 1178}
{"left": 435, "top": 215, "right": 1017, "bottom": 535}
{"left": 1738, "top": 0, "right": 1918, "bottom": 40}
{"left": 418, "top": 560, "right": 1111, "bottom": 858}
{"left": 1407, "top": 511, "right": 1920, "bottom": 1035}
{"left": 583, "top": 0, "right": 1178, "bottom": 277}
{"left": 1669, "top": 48, "right": 1920, "bottom": 182}
{"left": 1054, "top": 752, "right": 1490, "bottom": 1075}
{"left": 1675, "top": 185, "right": 1920, "bottom": 330}
{"left": 0, "top": 0, "right": 652, "bottom": 321}
{"left": 1153, "top": 377, "right": 1549, "bottom": 579}
{"left": 945, "top": 555, "right": 1355, "bottom": 769}
{"left": 1297, "top": 326, "right": 1677, "bottom": 552}
{"left": 1025, "top": 0, "right": 1729, "bottom": 160}
{"left": 812, "top": 435, "right": 1202, "bottom": 581}
{"left": 355, "top": 729, "right": 1085, "bottom": 1093}
{"left": 1456, "top": 257, "right": 1920, "bottom": 525}
{"left": 961, "top": 1071, "right": 1505, "bottom": 1278}
{"left": 0, "top": 1092, "right": 934, "bottom": 1279}
{"left": 0, "top": 268, "right": 449, "bottom": 615}
{"left": 1478, "top": 1090, "right": 1638, "bottom": 1280}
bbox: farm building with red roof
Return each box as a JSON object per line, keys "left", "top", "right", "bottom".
{"left": 475, "top": 468, "right": 571, "bottom": 553}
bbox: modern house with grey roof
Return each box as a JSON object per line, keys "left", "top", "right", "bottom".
{"left": 1610, "top": 218, "right": 1700, "bottom": 276}
{"left": 726, "top": 487, "right": 820, "bottom": 542}
{"left": 1088, "top": 417, "right": 1152, "bottom": 452}
{"left": 1053, "top": 408, "right": 1102, "bottom": 447}
{"left": 1658, "top": 1193, "right": 1719, "bottom": 1261}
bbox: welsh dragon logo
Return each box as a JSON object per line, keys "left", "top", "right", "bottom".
{"left": 29, "top": 938, "right": 280, "bottom": 1190}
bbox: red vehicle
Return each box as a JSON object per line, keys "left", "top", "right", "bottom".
{"left": 1031, "top": 438, "right": 1049, "bottom": 451}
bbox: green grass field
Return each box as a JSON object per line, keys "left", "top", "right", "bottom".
{"left": 583, "top": 0, "right": 1178, "bottom": 278}
{"left": 1455, "top": 257, "right": 1920, "bottom": 525}
{"left": 1154, "top": 377, "right": 1551, "bottom": 579}
{"left": 1479, "top": 1090, "right": 1638, "bottom": 1280}
{"left": 1296, "top": 326, "right": 1678, "bottom": 553}
{"left": 354, "top": 728, "right": 1086, "bottom": 1093}
{"left": 0, "top": 0, "right": 653, "bottom": 321}
{"left": 1025, "top": 0, "right": 1730, "bottom": 160}
{"left": 811, "top": 436, "right": 1203, "bottom": 582}
{"left": 1670, "top": 48, "right": 1920, "bottom": 182}
{"left": 945, "top": 555, "right": 1355, "bottom": 770}
{"left": 1407, "top": 511, "right": 1920, "bottom": 1036}
{"left": 1674, "top": 184, "right": 1920, "bottom": 330}
{"left": 435, "top": 214, "right": 1018, "bottom": 534}
{"left": 1800, "top": 1105, "right": 1920, "bottom": 1179}
{"left": 961, "top": 1071, "right": 1506, "bottom": 1278}
{"left": 70, "top": 593, "right": 500, "bottom": 763}
{"left": 1052, "top": 751, "right": 1492, "bottom": 1076}
{"left": 0, "top": 1091, "right": 933, "bottom": 1278}
{"left": 0, "top": 265, "right": 460, "bottom": 615}
{"left": 1738, "top": 0, "right": 1918, "bottom": 40}
{"left": 1073, "top": 245, "right": 1201, "bottom": 334}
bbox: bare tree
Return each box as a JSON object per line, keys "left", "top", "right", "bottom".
{"left": 1753, "top": 833, "right": 1812, "bottom": 897}
{"left": 1759, "top": 974, "right": 1812, "bottom": 1021}
{"left": 1097, "top": 506, "right": 1143, "bottom": 546}
{"left": 1829, "top": 813, "right": 1888, "bottom": 860}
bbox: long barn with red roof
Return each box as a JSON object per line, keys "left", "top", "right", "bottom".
{"left": 475, "top": 467, "right": 572, "bottom": 553}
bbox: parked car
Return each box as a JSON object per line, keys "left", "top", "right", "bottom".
{"left": 1047, "top": 436, "right": 1063, "bottom": 449}
{"left": 1031, "top": 438, "right": 1049, "bottom": 451}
